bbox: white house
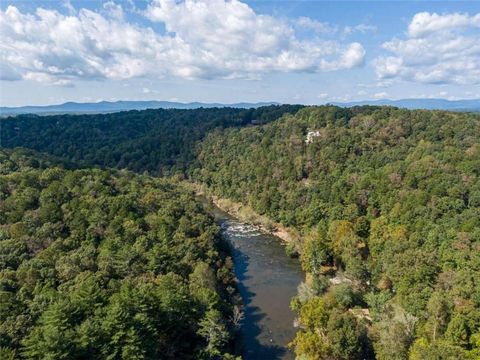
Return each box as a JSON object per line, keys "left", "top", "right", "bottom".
{"left": 305, "top": 130, "right": 321, "bottom": 144}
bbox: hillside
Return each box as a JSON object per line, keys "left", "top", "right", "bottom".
{"left": 193, "top": 105, "right": 480, "bottom": 359}
{"left": 0, "top": 149, "right": 238, "bottom": 359}
{"left": 1, "top": 105, "right": 480, "bottom": 359}
{"left": 0, "top": 105, "right": 302, "bottom": 175}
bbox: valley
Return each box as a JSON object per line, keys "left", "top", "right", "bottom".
{"left": 2, "top": 1, "right": 479, "bottom": 359}
{"left": 1, "top": 104, "right": 480, "bottom": 359}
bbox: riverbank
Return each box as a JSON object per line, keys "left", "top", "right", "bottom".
{"left": 183, "top": 181, "right": 301, "bottom": 249}
{"left": 203, "top": 195, "right": 304, "bottom": 359}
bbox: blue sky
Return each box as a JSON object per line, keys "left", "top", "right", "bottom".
{"left": 1, "top": 0, "right": 479, "bottom": 106}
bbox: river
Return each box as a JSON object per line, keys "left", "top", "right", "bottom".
{"left": 206, "top": 201, "right": 304, "bottom": 359}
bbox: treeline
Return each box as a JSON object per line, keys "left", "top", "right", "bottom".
{"left": 193, "top": 106, "right": 480, "bottom": 359}
{"left": 0, "top": 149, "right": 238, "bottom": 359}
{"left": 0, "top": 105, "right": 302, "bottom": 175}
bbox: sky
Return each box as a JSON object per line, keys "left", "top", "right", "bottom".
{"left": 0, "top": 0, "right": 479, "bottom": 107}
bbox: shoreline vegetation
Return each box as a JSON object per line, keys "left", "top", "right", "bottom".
{"left": 183, "top": 181, "right": 302, "bottom": 252}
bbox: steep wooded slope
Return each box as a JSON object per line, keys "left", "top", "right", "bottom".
{"left": 0, "top": 149, "right": 237, "bottom": 359}
{"left": 1, "top": 105, "right": 302, "bottom": 175}
{"left": 193, "top": 106, "right": 480, "bottom": 359}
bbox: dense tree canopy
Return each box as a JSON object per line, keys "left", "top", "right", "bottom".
{"left": 193, "top": 106, "right": 480, "bottom": 359}
{"left": 1, "top": 105, "right": 302, "bottom": 175}
{"left": 2, "top": 105, "right": 480, "bottom": 359}
{"left": 0, "top": 149, "right": 237, "bottom": 359}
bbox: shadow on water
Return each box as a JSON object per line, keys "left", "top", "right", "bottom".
{"left": 232, "top": 248, "right": 287, "bottom": 359}
{"left": 206, "top": 205, "right": 303, "bottom": 360}
{"left": 196, "top": 196, "right": 303, "bottom": 359}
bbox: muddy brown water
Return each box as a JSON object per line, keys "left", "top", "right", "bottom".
{"left": 204, "top": 200, "right": 304, "bottom": 359}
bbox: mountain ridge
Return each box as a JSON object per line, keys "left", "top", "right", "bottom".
{"left": 0, "top": 100, "right": 279, "bottom": 115}
{"left": 2, "top": 98, "right": 480, "bottom": 116}
{"left": 332, "top": 98, "right": 480, "bottom": 111}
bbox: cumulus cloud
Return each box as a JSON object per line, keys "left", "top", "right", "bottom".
{"left": 408, "top": 11, "right": 480, "bottom": 38}
{"left": 145, "top": 0, "right": 365, "bottom": 77}
{"left": 374, "top": 11, "right": 480, "bottom": 84}
{"left": 0, "top": 0, "right": 365, "bottom": 85}
{"left": 0, "top": 5, "right": 160, "bottom": 84}
{"left": 103, "top": 1, "right": 124, "bottom": 20}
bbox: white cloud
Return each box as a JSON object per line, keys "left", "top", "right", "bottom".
{"left": 408, "top": 12, "right": 480, "bottom": 38}
{"left": 145, "top": 0, "right": 365, "bottom": 77}
{"left": 295, "top": 17, "right": 337, "bottom": 34}
{"left": 373, "top": 91, "right": 389, "bottom": 99}
{"left": 374, "top": 11, "right": 480, "bottom": 84}
{"left": 335, "top": 43, "right": 365, "bottom": 69}
{"left": 0, "top": 0, "right": 366, "bottom": 85}
{"left": 62, "top": 0, "right": 76, "bottom": 15}
{"left": 103, "top": 1, "right": 124, "bottom": 20}
{"left": 23, "top": 72, "right": 73, "bottom": 87}
{"left": 296, "top": 17, "right": 376, "bottom": 37}
{"left": 343, "top": 23, "right": 377, "bottom": 36}
{"left": 354, "top": 24, "right": 378, "bottom": 33}
{"left": 0, "top": 5, "right": 160, "bottom": 84}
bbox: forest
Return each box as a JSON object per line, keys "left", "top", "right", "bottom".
{"left": 0, "top": 149, "right": 238, "bottom": 359}
{"left": 0, "top": 105, "right": 302, "bottom": 175}
{"left": 194, "top": 106, "right": 480, "bottom": 359}
{"left": 1, "top": 105, "right": 480, "bottom": 359}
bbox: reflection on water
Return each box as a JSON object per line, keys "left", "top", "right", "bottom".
{"left": 207, "top": 202, "right": 304, "bottom": 360}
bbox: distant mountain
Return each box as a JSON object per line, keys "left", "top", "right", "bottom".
{"left": 0, "top": 100, "right": 279, "bottom": 116}
{"left": 332, "top": 98, "right": 480, "bottom": 112}
{"left": 3, "top": 98, "right": 480, "bottom": 116}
